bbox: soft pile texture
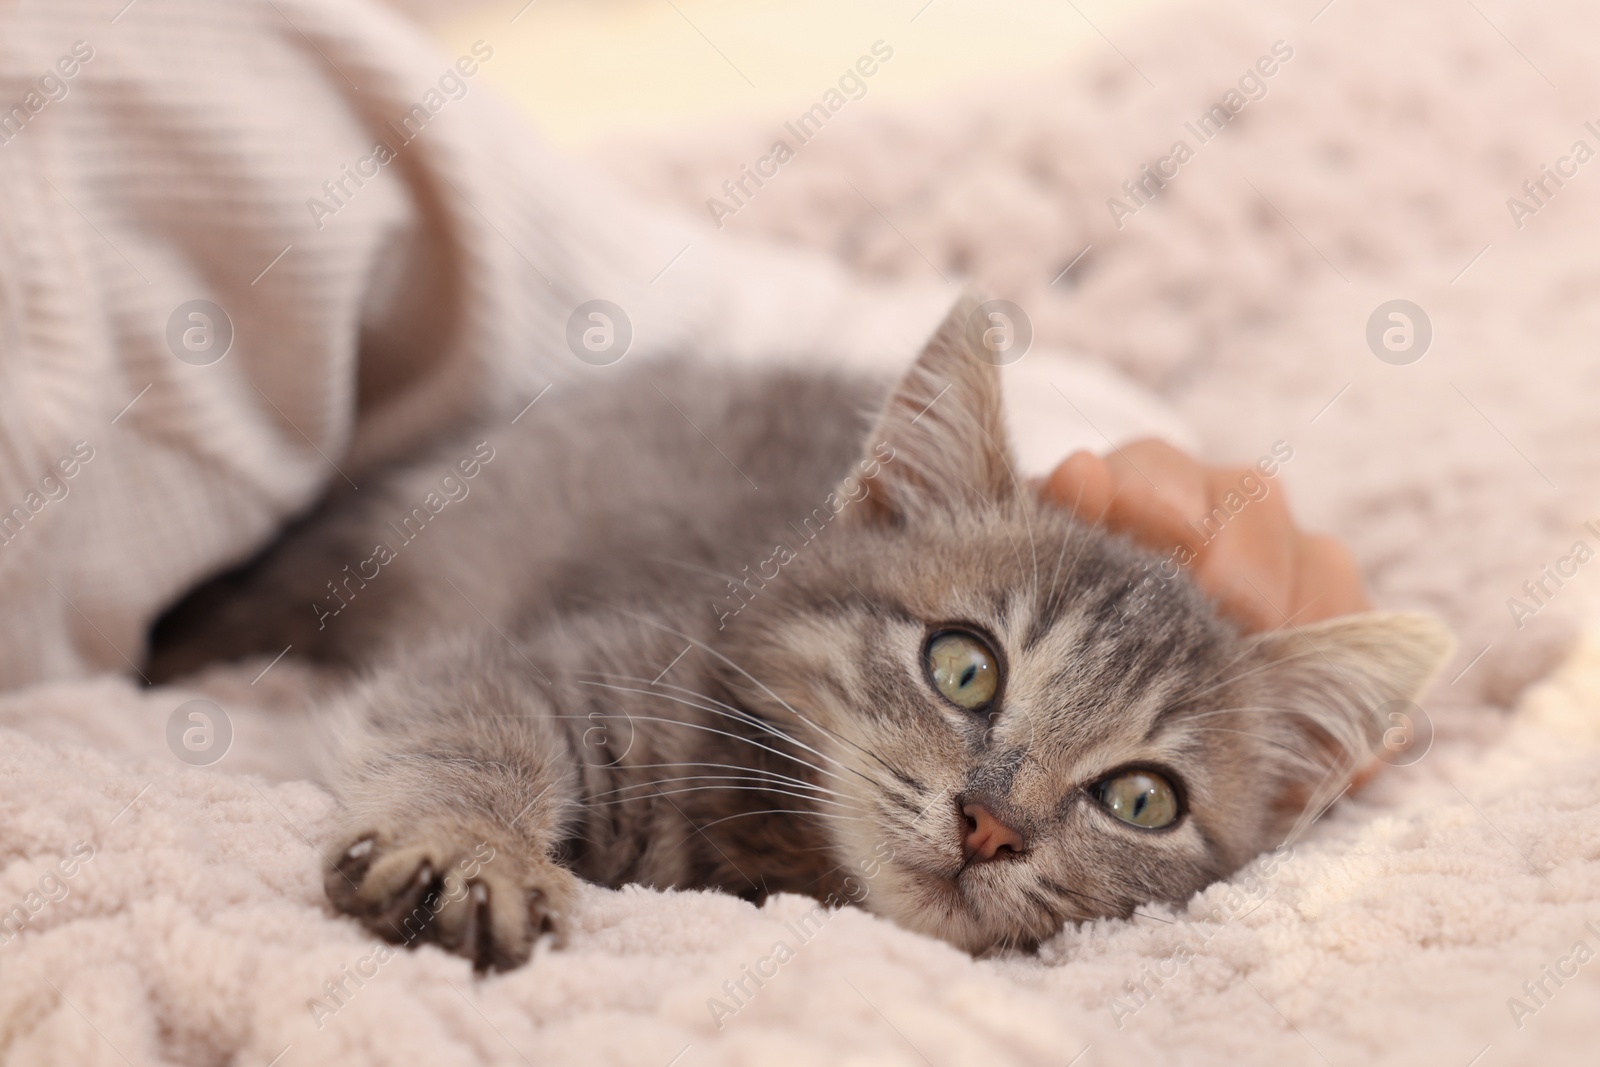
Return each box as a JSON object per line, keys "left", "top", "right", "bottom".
{"left": 6, "top": 0, "right": 1600, "bottom": 1063}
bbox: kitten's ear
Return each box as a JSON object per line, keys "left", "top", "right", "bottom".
{"left": 1248, "top": 611, "right": 1456, "bottom": 821}
{"left": 849, "top": 291, "right": 1017, "bottom": 526}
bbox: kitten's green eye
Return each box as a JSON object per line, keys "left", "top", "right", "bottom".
{"left": 925, "top": 631, "right": 999, "bottom": 711}
{"left": 1095, "top": 770, "right": 1180, "bottom": 830}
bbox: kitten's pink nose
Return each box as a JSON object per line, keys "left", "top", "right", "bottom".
{"left": 961, "top": 802, "right": 1026, "bottom": 863}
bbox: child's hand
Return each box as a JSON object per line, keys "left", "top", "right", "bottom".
{"left": 1036, "top": 440, "right": 1370, "bottom": 633}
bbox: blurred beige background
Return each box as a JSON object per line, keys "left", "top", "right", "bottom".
{"left": 415, "top": 0, "right": 1164, "bottom": 148}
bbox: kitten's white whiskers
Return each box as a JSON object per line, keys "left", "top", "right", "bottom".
{"left": 575, "top": 679, "right": 862, "bottom": 784}
{"left": 1038, "top": 878, "right": 1176, "bottom": 926}
{"left": 1184, "top": 725, "right": 1324, "bottom": 763}
{"left": 607, "top": 611, "right": 911, "bottom": 784}
{"left": 590, "top": 784, "right": 860, "bottom": 811}
{"left": 591, "top": 774, "right": 845, "bottom": 803}
{"left": 1171, "top": 704, "right": 1300, "bottom": 723}
{"left": 598, "top": 760, "right": 846, "bottom": 798}
{"left": 552, "top": 706, "right": 845, "bottom": 784}
{"left": 1178, "top": 644, "right": 1330, "bottom": 707}
{"left": 592, "top": 672, "right": 841, "bottom": 769}
{"left": 644, "top": 555, "right": 811, "bottom": 618}
{"left": 694, "top": 808, "right": 865, "bottom": 832}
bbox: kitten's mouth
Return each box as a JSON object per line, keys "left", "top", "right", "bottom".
{"left": 908, "top": 868, "right": 974, "bottom": 928}
{"left": 914, "top": 856, "right": 1006, "bottom": 904}
{"left": 903, "top": 832, "right": 1025, "bottom": 898}
{"left": 896, "top": 861, "right": 1043, "bottom": 954}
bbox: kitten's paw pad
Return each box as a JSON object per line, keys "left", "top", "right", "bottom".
{"left": 325, "top": 827, "right": 576, "bottom": 972}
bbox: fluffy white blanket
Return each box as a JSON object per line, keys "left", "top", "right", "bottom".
{"left": 6, "top": 0, "right": 1600, "bottom": 1063}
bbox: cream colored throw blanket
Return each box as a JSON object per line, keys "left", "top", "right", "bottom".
{"left": 2, "top": 0, "right": 1600, "bottom": 1063}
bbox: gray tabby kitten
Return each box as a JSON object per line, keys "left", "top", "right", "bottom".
{"left": 150, "top": 296, "right": 1453, "bottom": 972}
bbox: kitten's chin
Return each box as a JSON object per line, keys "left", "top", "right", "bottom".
{"left": 867, "top": 861, "right": 1035, "bottom": 955}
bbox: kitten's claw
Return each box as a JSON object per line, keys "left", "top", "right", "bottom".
{"left": 331, "top": 835, "right": 378, "bottom": 887}
{"left": 372, "top": 862, "right": 437, "bottom": 941}
{"left": 528, "top": 887, "right": 562, "bottom": 942}
{"left": 324, "top": 825, "right": 576, "bottom": 972}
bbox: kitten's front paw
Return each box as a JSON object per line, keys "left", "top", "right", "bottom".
{"left": 325, "top": 822, "right": 577, "bottom": 972}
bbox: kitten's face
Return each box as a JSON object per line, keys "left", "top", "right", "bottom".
{"left": 726, "top": 295, "right": 1452, "bottom": 953}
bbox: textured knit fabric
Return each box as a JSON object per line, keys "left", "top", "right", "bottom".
{"left": 0, "top": 0, "right": 1181, "bottom": 687}
{"left": 11, "top": 0, "right": 1598, "bottom": 1064}
{"left": 0, "top": 0, "right": 963, "bottom": 686}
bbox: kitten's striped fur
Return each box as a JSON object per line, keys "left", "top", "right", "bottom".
{"left": 150, "top": 296, "right": 1453, "bottom": 970}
